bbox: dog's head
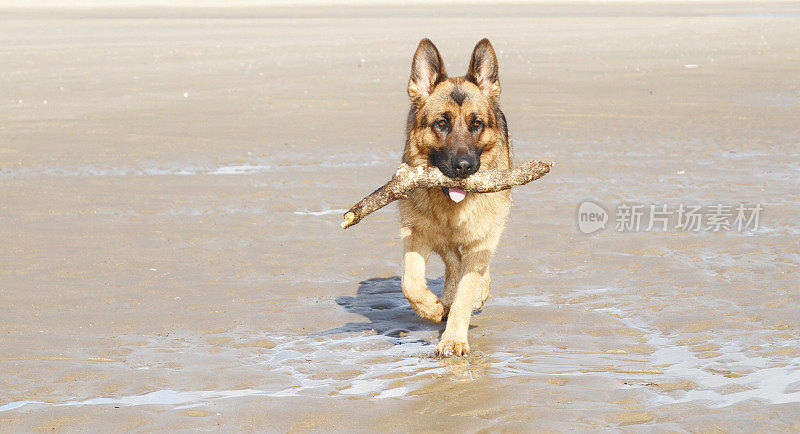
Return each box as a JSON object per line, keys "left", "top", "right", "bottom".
{"left": 405, "top": 38, "right": 507, "bottom": 179}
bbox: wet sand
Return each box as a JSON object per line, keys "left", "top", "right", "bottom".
{"left": 1, "top": 1, "right": 799, "bottom": 431}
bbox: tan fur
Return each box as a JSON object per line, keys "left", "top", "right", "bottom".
{"left": 399, "top": 39, "right": 512, "bottom": 356}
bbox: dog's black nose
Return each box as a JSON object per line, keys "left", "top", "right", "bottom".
{"left": 452, "top": 155, "right": 478, "bottom": 178}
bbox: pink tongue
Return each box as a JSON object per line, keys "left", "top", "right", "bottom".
{"left": 447, "top": 188, "right": 467, "bottom": 203}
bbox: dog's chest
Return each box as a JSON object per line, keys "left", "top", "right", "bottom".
{"left": 401, "top": 188, "right": 511, "bottom": 245}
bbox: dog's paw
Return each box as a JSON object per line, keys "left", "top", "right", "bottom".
{"left": 473, "top": 287, "right": 490, "bottom": 311}
{"left": 436, "top": 337, "right": 470, "bottom": 357}
{"left": 409, "top": 299, "right": 446, "bottom": 323}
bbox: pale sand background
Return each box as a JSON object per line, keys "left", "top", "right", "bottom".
{"left": 1, "top": 1, "right": 799, "bottom": 431}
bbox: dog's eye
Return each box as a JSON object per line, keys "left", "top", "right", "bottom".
{"left": 435, "top": 119, "right": 447, "bottom": 129}
{"left": 472, "top": 120, "right": 483, "bottom": 129}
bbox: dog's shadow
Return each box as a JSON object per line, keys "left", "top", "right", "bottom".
{"left": 315, "top": 276, "right": 446, "bottom": 345}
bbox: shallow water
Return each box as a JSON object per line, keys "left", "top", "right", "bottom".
{"left": 1, "top": 2, "right": 799, "bottom": 431}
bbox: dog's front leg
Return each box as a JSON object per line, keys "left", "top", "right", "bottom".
{"left": 436, "top": 248, "right": 491, "bottom": 357}
{"left": 402, "top": 230, "right": 445, "bottom": 323}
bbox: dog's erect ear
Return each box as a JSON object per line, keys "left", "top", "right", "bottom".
{"left": 467, "top": 38, "right": 500, "bottom": 98}
{"left": 408, "top": 39, "right": 447, "bottom": 103}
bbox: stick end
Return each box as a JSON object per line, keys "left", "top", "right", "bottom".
{"left": 341, "top": 211, "right": 355, "bottom": 229}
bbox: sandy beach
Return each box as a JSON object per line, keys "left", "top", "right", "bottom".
{"left": 1, "top": 1, "right": 799, "bottom": 430}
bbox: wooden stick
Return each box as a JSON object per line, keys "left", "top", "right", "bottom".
{"left": 341, "top": 160, "right": 552, "bottom": 229}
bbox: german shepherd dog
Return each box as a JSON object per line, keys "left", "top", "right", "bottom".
{"left": 400, "top": 38, "right": 512, "bottom": 356}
